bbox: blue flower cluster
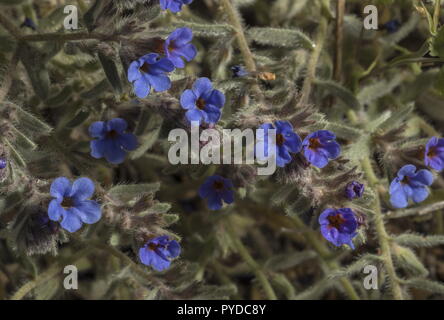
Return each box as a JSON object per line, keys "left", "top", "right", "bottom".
{"left": 388, "top": 136, "right": 444, "bottom": 209}
{"left": 255, "top": 122, "right": 341, "bottom": 169}
{"left": 128, "top": 27, "right": 197, "bottom": 98}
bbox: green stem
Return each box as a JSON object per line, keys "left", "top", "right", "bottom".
{"left": 361, "top": 159, "right": 404, "bottom": 300}
{"left": 226, "top": 222, "right": 277, "bottom": 300}
{"left": 298, "top": 1, "right": 329, "bottom": 107}
{"left": 19, "top": 32, "right": 114, "bottom": 42}
{"left": 220, "top": 0, "right": 256, "bottom": 72}
{"left": 0, "top": 12, "right": 22, "bottom": 39}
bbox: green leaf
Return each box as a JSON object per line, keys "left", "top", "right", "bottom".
{"left": 98, "top": 51, "right": 123, "bottom": 95}
{"left": 18, "top": 43, "right": 50, "bottom": 100}
{"left": 130, "top": 114, "right": 163, "bottom": 160}
{"left": 431, "top": 26, "right": 444, "bottom": 57}
{"left": 247, "top": 27, "right": 315, "bottom": 50}
{"left": 264, "top": 251, "right": 317, "bottom": 271}
{"left": 315, "top": 79, "right": 361, "bottom": 109}
{"left": 108, "top": 183, "right": 161, "bottom": 200}
{"left": 393, "top": 234, "right": 444, "bottom": 248}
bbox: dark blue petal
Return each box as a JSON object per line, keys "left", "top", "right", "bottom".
{"left": 207, "top": 194, "right": 223, "bottom": 210}
{"left": 283, "top": 132, "right": 302, "bottom": 153}
{"left": 168, "top": 240, "right": 181, "bottom": 258}
{"left": 118, "top": 133, "right": 138, "bottom": 151}
{"left": 104, "top": 140, "right": 127, "bottom": 164}
{"left": 106, "top": 118, "right": 127, "bottom": 133}
{"left": 90, "top": 139, "right": 106, "bottom": 159}
{"left": 89, "top": 121, "right": 106, "bottom": 138}
{"left": 206, "top": 90, "right": 225, "bottom": 109}
{"left": 202, "top": 104, "right": 221, "bottom": 124}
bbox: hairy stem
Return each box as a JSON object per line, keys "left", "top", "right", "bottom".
{"left": 220, "top": 0, "right": 256, "bottom": 72}
{"left": 226, "top": 222, "right": 278, "bottom": 300}
{"left": 298, "top": 1, "right": 329, "bottom": 107}
{"left": 362, "top": 158, "right": 404, "bottom": 300}
{"left": 0, "top": 12, "right": 22, "bottom": 39}
{"left": 19, "top": 31, "right": 115, "bottom": 42}
{"left": 334, "top": 0, "right": 345, "bottom": 82}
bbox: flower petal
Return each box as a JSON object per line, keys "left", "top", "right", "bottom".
{"left": 75, "top": 200, "right": 102, "bottom": 224}
{"left": 186, "top": 108, "right": 204, "bottom": 123}
{"left": 192, "top": 77, "right": 213, "bottom": 97}
{"left": 118, "top": 133, "right": 138, "bottom": 151}
{"left": 133, "top": 78, "right": 151, "bottom": 98}
{"left": 48, "top": 199, "right": 64, "bottom": 221}
{"left": 128, "top": 60, "right": 142, "bottom": 82}
{"left": 104, "top": 140, "right": 127, "bottom": 164}
{"left": 180, "top": 89, "right": 197, "bottom": 110}
{"left": 89, "top": 121, "right": 106, "bottom": 139}
{"left": 206, "top": 89, "right": 225, "bottom": 109}
{"left": 106, "top": 118, "right": 127, "bottom": 133}
{"left": 60, "top": 208, "right": 83, "bottom": 233}
{"left": 146, "top": 73, "right": 171, "bottom": 92}
{"left": 90, "top": 139, "right": 106, "bottom": 159}
{"left": 50, "top": 177, "right": 71, "bottom": 199}
{"left": 70, "top": 177, "right": 95, "bottom": 201}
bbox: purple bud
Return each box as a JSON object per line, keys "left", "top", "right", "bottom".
{"left": 0, "top": 158, "right": 6, "bottom": 169}
{"left": 345, "top": 181, "right": 364, "bottom": 200}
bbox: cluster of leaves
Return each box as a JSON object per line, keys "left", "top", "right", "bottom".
{"left": 0, "top": 0, "right": 444, "bottom": 300}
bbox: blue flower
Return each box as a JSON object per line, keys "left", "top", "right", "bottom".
{"left": 231, "top": 65, "right": 249, "bottom": 78}
{"left": 180, "top": 77, "right": 225, "bottom": 125}
{"left": 89, "top": 118, "right": 138, "bottom": 165}
{"left": 199, "top": 175, "right": 234, "bottom": 210}
{"left": 139, "top": 236, "right": 181, "bottom": 271}
{"left": 425, "top": 137, "right": 444, "bottom": 171}
{"left": 319, "top": 208, "right": 358, "bottom": 249}
{"left": 389, "top": 164, "right": 434, "bottom": 209}
{"left": 48, "top": 177, "right": 101, "bottom": 233}
{"left": 160, "top": 0, "right": 193, "bottom": 13}
{"left": 302, "top": 130, "right": 341, "bottom": 168}
{"left": 128, "top": 53, "right": 175, "bottom": 98}
{"left": 164, "top": 27, "right": 197, "bottom": 68}
{"left": 345, "top": 181, "right": 364, "bottom": 200}
{"left": 255, "top": 121, "right": 302, "bottom": 168}
{"left": 0, "top": 158, "right": 6, "bottom": 169}
{"left": 383, "top": 20, "right": 401, "bottom": 33}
